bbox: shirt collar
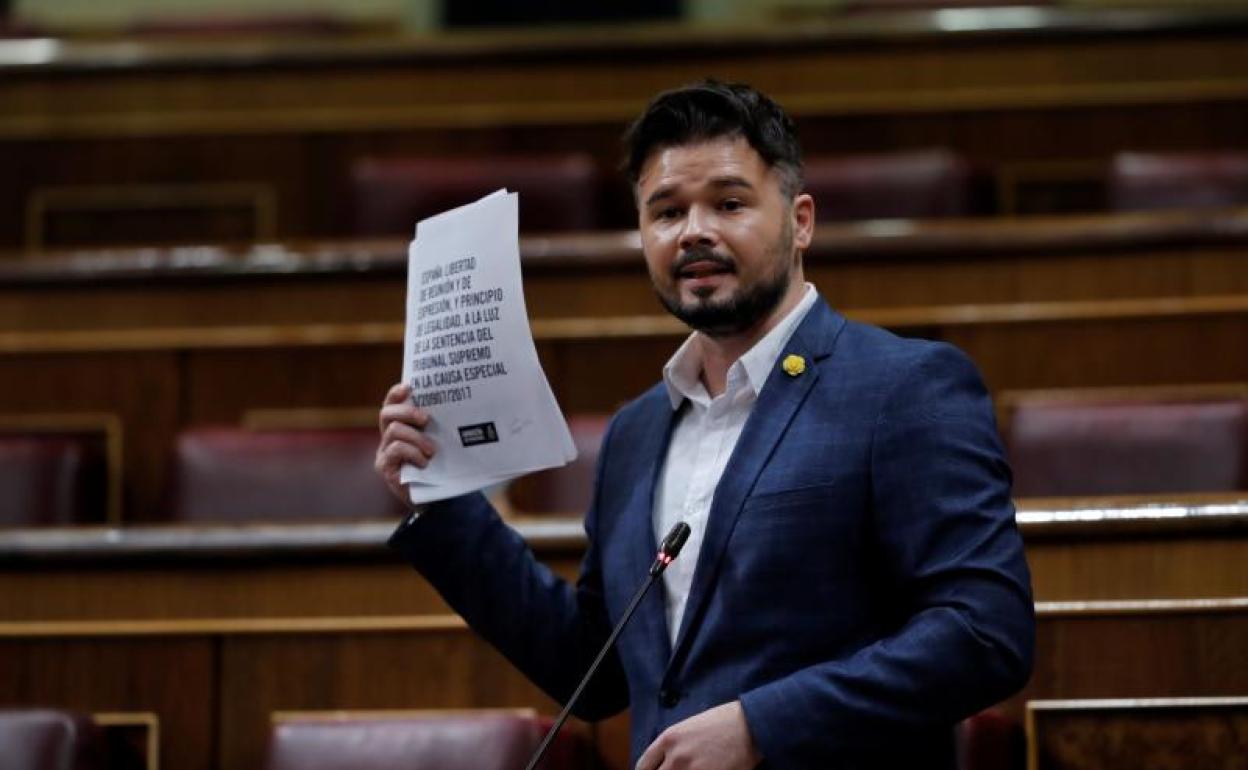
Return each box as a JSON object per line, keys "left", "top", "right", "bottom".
{"left": 662, "top": 283, "right": 819, "bottom": 410}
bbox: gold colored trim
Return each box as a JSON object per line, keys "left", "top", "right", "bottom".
{"left": 1029, "top": 696, "right": 1248, "bottom": 711}
{"left": 0, "top": 412, "right": 123, "bottom": 525}
{"left": 93, "top": 712, "right": 159, "bottom": 770}
{"left": 1025, "top": 700, "right": 1040, "bottom": 770}
{"left": 271, "top": 707, "right": 537, "bottom": 725}
{"left": 242, "top": 407, "right": 379, "bottom": 431}
{"left": 24, "top": 183, "right": 277, "bottom": 251}
{"left": 1034, "top": 597, "right": 1248, "bottom": 617}
{"left": 0, "top": 614, "right": 466, "bottom": 638}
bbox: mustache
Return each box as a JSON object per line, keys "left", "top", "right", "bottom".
{"left": 671, "top": 247, "right": 736, "bottom": 279}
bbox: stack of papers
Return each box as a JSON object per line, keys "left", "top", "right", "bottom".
{"left": 399, "top": 190, "right": 577, "bottom": 505}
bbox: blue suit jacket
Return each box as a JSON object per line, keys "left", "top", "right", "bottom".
{"left": 390, "top": 300, "right": 1034, "bottom": 769}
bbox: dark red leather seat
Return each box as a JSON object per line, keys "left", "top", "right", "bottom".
{"left": 0, "top": 434, "right": 108, "bottom": 527}
{"left": 1110, "top": 152, "right": 1248, "bottom": 212}
{"left": 1006, "top": 393, "right": 1248, "bottom": 498}
{"left": 0, "top": 710, "right": 105, "bottom": 770}
{"left": 265, "top": 712, "right": 589, "bottom": 770}
{"left": 802, "top": 150, "right": 984, "bottom": 221}
{"left": 169, "top": 427, "right": 407, "bottom": 522}
{"left": 506, "top": 414, "right": 610, "bottom": 515}
{"left": 350, "top": 155, "right": 600, "bottom": 236}
{"left": 956, "top": 709, "right": 1023, "bottom": 770}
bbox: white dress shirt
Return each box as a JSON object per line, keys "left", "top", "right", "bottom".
{"left": 653, "top": 284, "right": 819, "bottom": 646}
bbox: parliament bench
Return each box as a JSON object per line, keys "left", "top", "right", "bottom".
{"left": 0, "top": 496, "right": 1244, "bottom": 769}
{"left": 5, "top": 293, "right": 1248, "bottom": 523}
{"left": 5, "top": 6, "right": 1248, "bottom": 248}
{"left": 1000, "top": 384, "right": 1248, "bottom": 498}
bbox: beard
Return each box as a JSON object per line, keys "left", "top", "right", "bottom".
{"left": 653, "top": 223, "right": 795, "bottom": 339}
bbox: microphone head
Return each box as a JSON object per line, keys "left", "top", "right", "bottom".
{"left": 660, "top": 521, "right": 691, "bottom": 560}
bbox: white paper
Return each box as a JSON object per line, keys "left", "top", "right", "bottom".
{"left": 399, "top": 190, "right": 576, "bottom": 505}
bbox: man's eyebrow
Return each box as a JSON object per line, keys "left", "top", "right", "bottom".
{"left": 709, "top": 175, "right": 754, "bottom": 191}
{"left": 643, "top": 176, "right": 755, "bottom": 207}
{"left": 644, "top": 186, "right": 677, "bottom": 207}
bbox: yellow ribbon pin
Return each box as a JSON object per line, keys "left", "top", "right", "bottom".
{"left": 781, "top": 354, "right": 806, "bottom": 377}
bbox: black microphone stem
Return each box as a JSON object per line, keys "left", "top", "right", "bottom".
{"left": 524, "top": 568, "right": 658, "bottom": 770}
{"left": 524, "top": 521, "right": 689, "bottom": 770}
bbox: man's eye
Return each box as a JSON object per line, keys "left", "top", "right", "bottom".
{"left": 719, "top": 199, "right": 744, "bottom": 212}
{"left": 655, "top": 207, "right": 682, "bottom": 221}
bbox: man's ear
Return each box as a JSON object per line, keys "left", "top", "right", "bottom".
{"left": 791, "top": 192, "right": 815, "bottom": 250}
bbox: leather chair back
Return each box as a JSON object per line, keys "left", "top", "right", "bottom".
{"left": 0, "top": 434, "right": 107, "bottom": 527}
{"left": 956, "top": 710, "right": 1023, "bottom": 770}
{"left": 265, "top": 712, "right": 587, "bottom": 770}
{"left": 506, "top": 414, "right": 610, "bottom": 514}
{"left": 0, "top": 710, "right": 105, "bottom": 770}
{"left": 168, "top": 426, "right": 406, "bottom": 522}
{"left": 351, "top": 155, "right": 600, "bottom": 236}
{"left": 1110, "top": 152, "right": 1248, "bottom": 211}
{"left": 1005, "top": 391, "right": 1248, "bottom": 497}
{"left": 802, "top": 150, "right": 983, "bottom": 220}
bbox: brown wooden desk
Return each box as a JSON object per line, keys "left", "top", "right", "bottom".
{"left": 4, "top": 289, "right": 1248, "bottom": 522}
{"left": 1, "top": 496, "right": 1245, "bottom": 770}
{"left": 3, "top": 6, "right": 1248, "bottom": 247}
{"left": 4, "top": 207, "right": 1248, "bottom": 330}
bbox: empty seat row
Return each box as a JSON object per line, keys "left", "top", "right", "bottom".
{"left": 349, "top": 150, "right": 1248, "bottom": 236}
{"left": 1003, "top": 385, "right": 1248, "bottom": 498}
{"left": 267, "top": 709, "right": 1020, "bottom": 770}
{"left": 3, "top": 384, "right": 1245, "bottom": 526}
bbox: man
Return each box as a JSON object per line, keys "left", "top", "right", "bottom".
{"left": 376, "top": 81, "right": 1034, "bottom": 769}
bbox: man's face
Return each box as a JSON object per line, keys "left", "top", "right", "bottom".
{"left": 636, "top": 136, "right": 813, "bottom": 338}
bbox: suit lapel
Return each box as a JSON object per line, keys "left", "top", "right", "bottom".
{"left": 667, "top": 301, "right": 847, "bottom": 666}
{"left": 625, "top": 394, "right": 683, "bottom": 660}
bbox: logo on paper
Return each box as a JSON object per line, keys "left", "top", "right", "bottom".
{"left": 458, "top": 422, "right": 499, "bottom": 447}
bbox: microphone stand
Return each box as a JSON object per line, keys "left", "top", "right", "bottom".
{"left": 523, "top": 522, "right": 691, "bottom": 770}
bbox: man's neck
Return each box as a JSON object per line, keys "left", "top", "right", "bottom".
{"left": 697, "top": 282, "right": 805, "bottom": 398}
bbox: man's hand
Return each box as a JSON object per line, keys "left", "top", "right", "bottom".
{"left": 636, "top": 700, "right": 761, "bottom": 770}
{"left": 375, "top": 383, "right": 437, "bottom": 502}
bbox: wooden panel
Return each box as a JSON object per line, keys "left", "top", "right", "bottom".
{"left": 217, "top": 630, "right": 562, "bottom": 770}
{"left": 0, "top": 352, "right": 180, "bottom": 524}
{"left": 3, "top": 293, "right": 1248, "bottom": 520}
{"left": 1010, "top": 601, "right": 1248, "bottom": 725}
{"left": 183, "top": 346, "right": 399, "bottom": 424}
{"left": 1025, "top": 536, "right": 1248, "bottom": 601}
{"left": 0, "top": 493, "right": 1244, "bottom": 770}
{"left": 27, "top": 183, "right": 276, "bottom": 251}
{"left": 2, "top": 9, "right": 1248, "bottom": 246}
{"left": 0, "top": 601, "right": 1243, "bottom": 770}
{"left": 1026, "top": 697, "right": 1248, "bottom": 770}
{"left": 6, "top": 207, "right": 1248, "bottom": 332}
{"left": 0, "top": 637, "right": 214, "bottom": 770}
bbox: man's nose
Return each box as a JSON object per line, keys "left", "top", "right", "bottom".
{"left": 678, "top": 205, "right": 719, "bottom": 252}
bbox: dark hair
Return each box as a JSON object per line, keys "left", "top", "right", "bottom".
{"left": 623, "top": 80, "right": 803, "bottom": 199}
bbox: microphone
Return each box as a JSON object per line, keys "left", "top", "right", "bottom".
{"left": 523, "top": 521, "right": 691, "bottom": 770}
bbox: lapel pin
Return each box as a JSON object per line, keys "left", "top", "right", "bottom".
{"left": 781, "top": 354, "right": 806, "bottom": 377}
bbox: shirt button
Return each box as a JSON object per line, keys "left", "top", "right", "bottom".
{"left": 658, "top": 689, "right": 680, "bottom": 708}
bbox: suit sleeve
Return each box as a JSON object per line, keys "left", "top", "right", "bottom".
{"left": 738, "top": 343, "right": 1035, "bottom": 766}
{"left": 387, "top": 418, "right": 631, "bottom": 721}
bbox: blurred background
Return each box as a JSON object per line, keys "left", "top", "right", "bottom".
{"left": 2, "top": 2, "right": 1247, "bottom": 769}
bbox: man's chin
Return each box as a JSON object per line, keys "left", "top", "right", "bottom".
{"left": 667, "top": 297, "right": 752, "bottom": 337}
